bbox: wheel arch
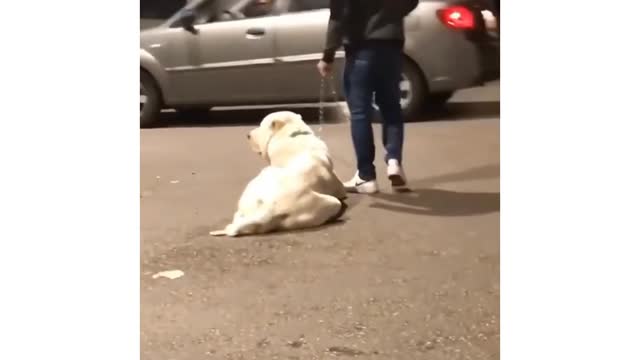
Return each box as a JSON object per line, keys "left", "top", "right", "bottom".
{"left": 140, "top": 49, "right": 169, "bottom": 104}
{"left": 402, "top": 52, "right": 431, "bottom": 94}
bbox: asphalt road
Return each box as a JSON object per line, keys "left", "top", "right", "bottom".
{"left": 141, "top": 82, "right": 500, "bottom": 360}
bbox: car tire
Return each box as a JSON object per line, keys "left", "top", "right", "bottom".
{"left": 424, "top": 91, "right": 454, "bottom": 112}
{"left": 399, "top": 58, "right": 427, "bottom": 121}
{"left": 140, "top": 70, "right": 162, "bottom": 128}
{"left": 373, "top": 57, "right": 427, "bottom": 122}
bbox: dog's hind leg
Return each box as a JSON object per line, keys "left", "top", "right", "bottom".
{"left": 329, "top": 172, "right": 347, "bottom": 200}
{"left": 282, "top": 192, "right": 345, "bottom": 230}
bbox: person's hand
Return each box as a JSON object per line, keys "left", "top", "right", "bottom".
{"left": 317, "top": 60, "right": 332, "bottom": 77}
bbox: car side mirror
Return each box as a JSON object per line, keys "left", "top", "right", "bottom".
{"left": 179, "top": 10, "right": 198, "bottom": 34}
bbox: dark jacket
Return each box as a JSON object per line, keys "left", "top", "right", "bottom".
{"left": 322, "top": 0, "right": 419, "bottom": 63}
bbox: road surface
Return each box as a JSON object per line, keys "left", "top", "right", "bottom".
{"left": 141, "top": 82, "right": 500, "bottom": 360}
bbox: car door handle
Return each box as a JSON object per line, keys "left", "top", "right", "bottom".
{"left": 246, "top": 27, "right": 266, "bottom": 37}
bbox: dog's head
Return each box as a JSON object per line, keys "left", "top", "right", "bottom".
{"left": 248, "top": 111, "right": 311, "bottom": 160}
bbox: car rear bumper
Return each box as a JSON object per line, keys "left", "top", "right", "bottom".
{"left": 465, "top": 1, "right": 500, "bottom": 85}
{"left": 475, "top": 39, "right": 500, "bottom": 85}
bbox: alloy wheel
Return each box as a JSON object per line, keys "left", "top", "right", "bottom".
{"left": 373, "top": 73, "right": 413, "bottom": 111}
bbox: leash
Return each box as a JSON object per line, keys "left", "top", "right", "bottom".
{"left": 317, "top": 74, "right": 340, "bottom": 135}
{"left": 317, "top": 73, "right": 354, "bottom": 169}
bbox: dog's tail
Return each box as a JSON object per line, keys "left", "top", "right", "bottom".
{"left": 210, "top": 229, "right": 228, "bottom": 237}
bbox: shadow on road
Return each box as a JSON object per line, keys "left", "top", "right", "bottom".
{"left": 370, "top": 164, "right": 500, "bottom": 216}
{"left": 419, "top": 164, "right": 500, "bottom": 187}
{"left": 421, "top": 101, "right": 500, "bottom": 122}
{"left": 371, "top": 189, "right": 499, "bottom": 217}
{"left": 152, "top": 100, "right": 499, "bottom": 128}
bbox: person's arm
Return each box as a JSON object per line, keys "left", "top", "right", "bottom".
{"left": 321, "top": 0, "right": 346, "bottom": 64}
{"left": 384, "top": 0, "right": 419, "bottom": 18}
{"left": 400, "top": 0, "right": 419, "bottom": 16}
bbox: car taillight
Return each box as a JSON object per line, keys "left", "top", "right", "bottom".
{"left": 437, "top": 6, "right": 475, "bottom": 30}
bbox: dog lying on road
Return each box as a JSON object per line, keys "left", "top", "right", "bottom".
{"left": 210, "top": 111, "right": 347, "bottom": 237}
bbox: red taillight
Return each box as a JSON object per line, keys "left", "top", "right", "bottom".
{"left": 437, "top": 6, "right": 475, "bottom": 30}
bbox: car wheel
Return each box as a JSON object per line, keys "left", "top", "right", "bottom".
{"left": 373, "top": 58, "right": 427, "bottom": 121}
{"left": 140, "top": 71, "right": 162, "bottom": 128}
{"left": 424, "top": 91, "right": 454, "bottom": 112}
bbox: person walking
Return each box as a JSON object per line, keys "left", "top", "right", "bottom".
{"left": 317, "top": 0, "right": 418, "bottom": 194}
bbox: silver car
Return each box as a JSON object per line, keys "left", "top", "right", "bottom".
{"left": 140, "top": 0, "right": 499, "bottom": 127}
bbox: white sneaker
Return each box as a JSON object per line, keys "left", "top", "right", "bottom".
{"left": 387, "top": 159, "right": 408, "bottom": 191}
{"left": 342, "top": 172, "right": 379, "bottom": 194}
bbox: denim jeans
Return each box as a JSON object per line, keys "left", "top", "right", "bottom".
{"left": 343, "top": 43, "right": 404, "bottom": 181}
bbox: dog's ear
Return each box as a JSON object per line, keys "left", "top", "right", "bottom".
{"left": 270, "top": 118, "right": 286, "bottom": 132}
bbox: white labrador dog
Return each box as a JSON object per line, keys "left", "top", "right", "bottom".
{"left": 210, "top": 111, "right": 347, "bottom": 237}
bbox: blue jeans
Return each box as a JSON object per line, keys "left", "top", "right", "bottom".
{"left": 343, "top": 43, "right": 404, "bottom": 181}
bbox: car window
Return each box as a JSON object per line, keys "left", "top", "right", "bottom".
{"left": 141, "top": 0, "right": 188, "bottom": 19}
{"left": 192, "top": 0, "right": 278, "bottom": 24}
{"left": 242, "top": 0, "right": 276, "bottom": 17}
{"left": 288, "top": 0, "right": 330, "bottom": 12}
{"left": 191, "top": 1, "right": 221, "bottom": 24}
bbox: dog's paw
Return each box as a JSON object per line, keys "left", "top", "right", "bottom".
{"left": 209, "top": 229, "right": 227, "bottom": 237}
